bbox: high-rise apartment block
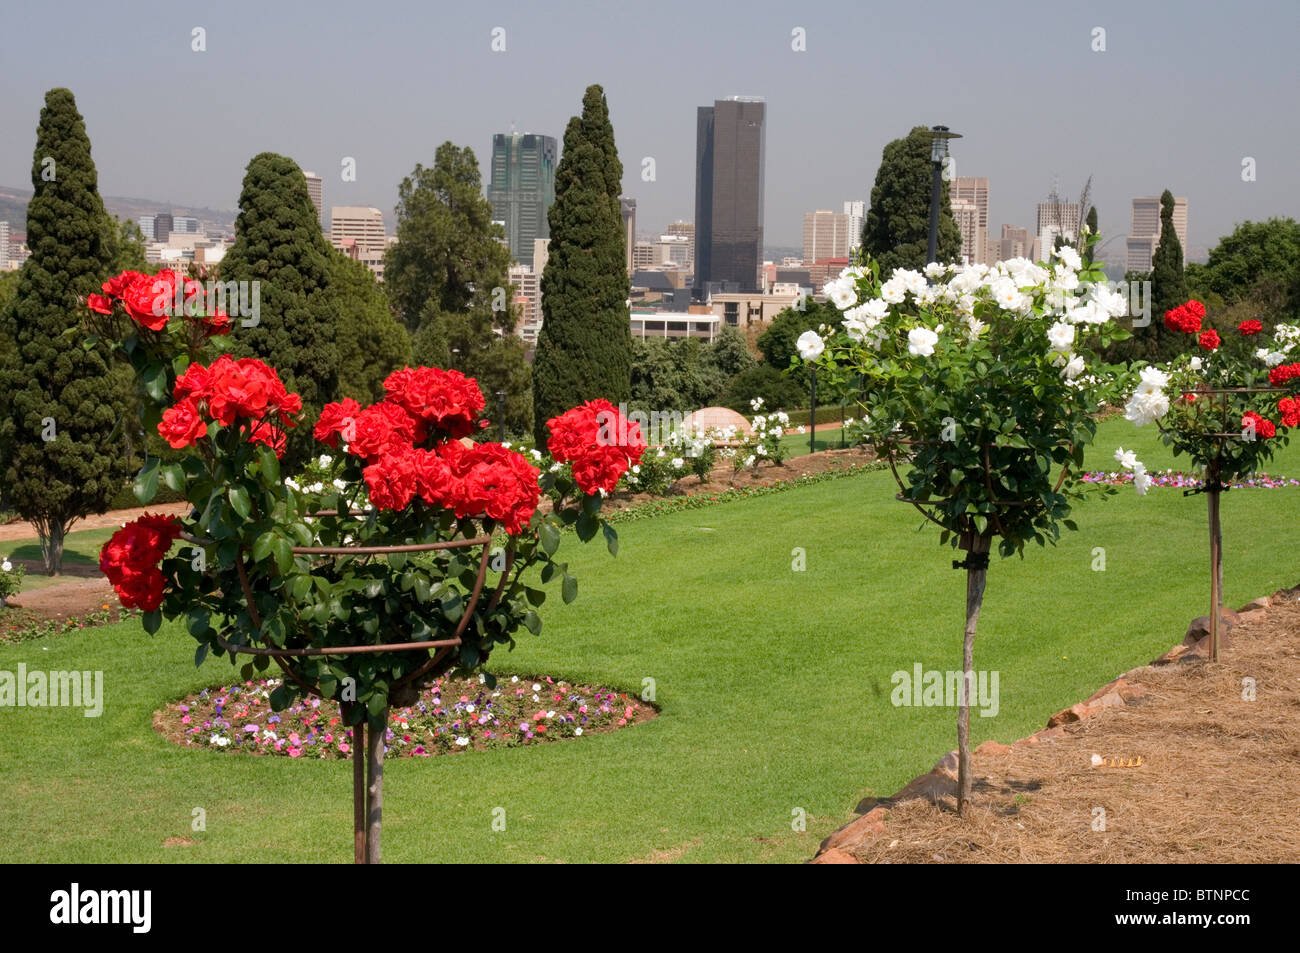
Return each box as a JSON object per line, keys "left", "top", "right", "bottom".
{"left": 487, "top": 132, "right": 557, "bottom": 269}
{"left": 1125, "top": 195, "right": 1188, "bottom": 273}
{"left": 986, "top": 224, "right": 1031, "bottom": 263}
{"left": 951, "top": 199, "right": 983, "bottom": 265}
{"left": 802, "top": 210, "right": 851, "bottom": 263}
{"left": 137, "top": 215, "right": 155, "bottom": 242}
{"left": 663, "top": 221, "right": 695, "bottom": 270}
{"left": 694, "top": 97, "right": 766, "bottom": 298}
{"left": 843, "top": 200, "right": 865, "bottom": 253}
{"left": 950, "top": 177, "right": 989, "bottom": 263}
{"left": 153, "top": 212, "right": 174, "bottom": 242}
{"left": 330, "top": 206, "right": 389, "bottom": 279}
{"left": 0, "top": 221, "right": 9, "bottom": 269}
{"left": 1035, "top": 201, "right": 1081, "bottom": 257}
{"left": 304, "top": 171, "right": 324, "bottom": 227}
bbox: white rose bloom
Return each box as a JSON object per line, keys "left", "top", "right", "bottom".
{"left": 1133, "top": 469, "right": 1153, "bottom": 495}
{"left": 1260, "top": 349, "right": 1287, "bottom": 367}
{"left": 1189, "top": 356, "right": 1203, "bottom": 371}
{"left": 796, "top": 330, "right": 825, "bottom": 360}
{"left": 824, "top": 276, "right": 857, "bottom": 310}
{"left": 990, "top": 278, "right": 1027, "bottom": 313}
{"left": 1062, "top": 354, "right": 1085, "bottom": 379}
{"left": 840, "top": 265, "right": 867, "bottom": 281}
{"left": 1053, "top": 245, "right": 1082, "bottom": 271}
{"left": 859, "top": 298, "right": 889, "bottom": 320}
{"left": 880, "top": 278, "right": 907, "bottom": 303}
{"left": 1047, "top": 321, "right": 1075, "bottom": 353}
{"left": 743, "top": 455, "right": 755, "bottom": 468}
{"left": 1124, "top": 389, "right": 1169, "bottom": 426}
{"left": 1137, "top": 365, "right": 1170, "bottom": 391}
{"left": 671, "top": 457, "right": 684, "bottom": 469}
{"left": 842, "top": 317, "right": 868, "bottom": 342}
{"left": 965, "top": 316, "right": 987, "bottom": 339}
{"left": 907, "top": 327, "right": 939, "bottom": 357}
{"left": 1114, "top": 447, "right": 1139, "bottom": 469}
{"left": 924, "top": 262, "right": 947, "bottom": 279}
{"left": 1, "top": 560, "right": 11, "bottom": 572}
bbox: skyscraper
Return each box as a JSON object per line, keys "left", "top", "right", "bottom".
{"left": 843, "top": 200, "right": 865, "bottom": 252}
{"left": 694, "top": 97, "right": 766, "bottom": 299}
{"left": 304, "top": 171, "right": 324, "bottom": 228}
{"left": 0, "top": 221, "right": 8, "bottom": 269}
{"left": 487, "top": 132, "right": 558, "bottom": 269}
{"left": 1126, "top": 195, "right": 1188, "bottom": 272}
{"left": 1035, "top": 201, "right": 1081, "bottom": 256}
{"left": 138, "top": 215, "right": 156, "bottom": 242}
{"left": 950, "top": 177, "right": 989, "bottom": 263}
{"left": 951, "top": 199, "right": 983, "bottom": 265}
{"left": 154, "top": 212, "right": 174, "bottom": 242}
{"left": 802, "top": 210, "right": 851, "bottom": 263}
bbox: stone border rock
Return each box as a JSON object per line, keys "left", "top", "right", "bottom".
{"left": 809, "top": 582, "right": 1300, "bottom": 864}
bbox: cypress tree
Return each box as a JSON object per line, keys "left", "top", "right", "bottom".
{"left": 532, "top": 84, "right": 632, "bottom": 447}
{"left": 219, "top": 154, "right": 342, "bottom": 466}
{"left": 1082, "top": 206, "right": 1099, "bottom": 267}
{"left": 330, "top": 252, "right": 412, "bottom": 403}
{"left": 860, "top": 126, "right": 963, "bottom": 273}
{"left": 0, "top": 88, "right": 133, "bottom": 573}
{"left": 1150, "top": 189, "right": 1189, "bottom": 360}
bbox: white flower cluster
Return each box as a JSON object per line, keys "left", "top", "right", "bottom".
{"left": 1256, "top": 324, "right": 1300, "bottom": 367}
{"left": 1114, "top": 446, "right": 1152, "bottom": 495}
{"left": 1123, "top": 366, "right": 1171, "bottom": 426}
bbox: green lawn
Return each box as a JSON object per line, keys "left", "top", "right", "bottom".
{"left": 2, "top": 527, "right": 117, "bottom": 592}
{"left": 0, "top": 417, "right": 1297, "bottom": 863}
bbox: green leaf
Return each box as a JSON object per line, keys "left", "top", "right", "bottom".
{"left": 289, "top": 574, "right": 312, "bottom": 601}
{"left": 228, "top": 485, "right": 252, "bottom": 520}
{"left": 142, "top": 609, "right": 162, "bottom": 634}
{"left": 141, "top": 362, "right": 168, "bottom": 403}
{"left": 366, "top": 693, "right": 386, "bottom": 718}
{"left": 522, "top": 610, "right": 541, "bottom": 635}
{"left": 525, "top": 586, "right": 547, "bottom": 607}
{"left": 561, "top": 574, "right": 578, "bottom": 604}
{"left": 160, "top": 463, "right": 185, "bottom": 493}
{"left": 252, "top": 531, "right": 276, "bottom": 563}
{"left": 134, "top": 458, "right": 160, "bottom": 504}
{"left": 186, "top": 608, "right": 211, "bottom": 638}
{"left": 271, "top": 536, "right": 293, "bottom": 574}
{"left": 575, "top": 511, "right": 599, "bottom": 543}
{"left": 257, "top": 444, "right": 281, "bottom": 484}
{"left": 194, "top": 642, "right": 209, "bottom": 666}
{"left": 412, "top": 574, "right": 431, "bottom": 602}
{"left": 602, "top": 522, "right": 618, "bottom": 556}
{"left": 538, "top": 522, "right": 560, "bottom": 556}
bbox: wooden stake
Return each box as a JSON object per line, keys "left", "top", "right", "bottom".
{"left": 957, "top": 532, "right": 991, "bottom": 817}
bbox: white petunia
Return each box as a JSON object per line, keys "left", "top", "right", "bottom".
{"left": 907, "top": 327, "right": 939, "bottom": 357}
{"left": 1, "top": 560, "right": 11, "bottom": 573}
{"left": 796, "top": 330, "right": 825, "bottom": 361}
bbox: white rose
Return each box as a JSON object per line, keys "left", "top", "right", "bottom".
{"left": 1114, "top": 447, "right": 1138, "bottom": 469}
{"left": 907, "top": 327, "right": 939, "bottom": 357}
{"left": 1189, "top": 356, "right": 1203, "bottom": 371}
{"left": 824, "top": 277, "right": 857, "bottom": 310}
{"left": 796, "top": 330, "right": 825, "bottom": 361}
{"left": 1062, "top": 354, "right": 1085, "bottom": 379}
{"left": 1047, "top": 321, "right": 1075, "bottom": 353}
{"left": 1, "top": 560, "right": 11, "bottom": 572}
{"left": 1053, "top": 245, "right": 1082, "bottom": 271}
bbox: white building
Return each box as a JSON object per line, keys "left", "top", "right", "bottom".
{"left": 843, "top": 200, "right": 865, "bottom": 253}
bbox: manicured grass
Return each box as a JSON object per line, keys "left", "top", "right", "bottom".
{"left": 779, "top": 426, "right": 846, "bottom": 458}
{"left": 1, "top": 417, "right": 1297, "bottom": 863}
{"left": 2, "top": 527, "right": 117, "bottom": 592}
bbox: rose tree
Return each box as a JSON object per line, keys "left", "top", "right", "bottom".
{"left": 799, "top": 242, "right": 1130, "bottom": 814}
{"left": 1122, "top": 303, "right": 1300, "bottom": 659}
{"left": 85, "top": 269, "right": 645, "bottom": 862}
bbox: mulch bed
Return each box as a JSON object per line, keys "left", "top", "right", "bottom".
{"left": 817, "top": 592, "right": 1300, "bottom": 864}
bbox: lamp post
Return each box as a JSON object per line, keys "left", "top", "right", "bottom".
{"left": 926, "top": 125, "right": 962, "bottom": 266}
{"left": 809, "top": 367, "right": 817, "bottom": 456}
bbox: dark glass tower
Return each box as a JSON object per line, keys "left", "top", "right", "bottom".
{"left": 693, "top": 98, "right": 766, "bottom": 298}
{"left": 487, "top": 133, "right": 558, "bottom": 269}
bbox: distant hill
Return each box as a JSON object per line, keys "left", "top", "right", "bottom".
{"left": 0, "top": 184, "right": 237, "bottom": 235}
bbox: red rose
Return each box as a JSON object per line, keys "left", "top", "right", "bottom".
{"left": 86, "top": 293, "right": 113, "bottom": 315}
{"left": 1239, "top": 319, "right": 1263, "bottom": 336}
{"left": 440, "top": 441, "right": 540, "bottom": 534}
{"left": 1163, "top": 305, "right": 1201, "bottom": 335}
{"left": 1241, "top": 410, "right": 1276, "bottom": 440}
{"left": 1198, "top": 329, "right": 1220, "bottom": 351}
{"left": 174, "top": 363, "right": 212, "bottom": 401}
{"left": 157, "top": 398, "right": 207, "bottom": 449}
{"left": 546, "top": 400, "right": 646, "bottom": 495}
{"left": 100, "top": 514, "right": 182, "bottom": 610}
{"left": 1278, "top": 397, "right": 1300, "bottom": 429}
{"left": 1268, "top": 363, "right": 1300, "bottom": 387}
{"left": 121, "top": 270, "right": 177, "bottom": 331}
{"left": 362, "top": 448, "right": 421, "bottom": 511}
{"left": 314, "top": 398, "right": 363, "bottom": 448}
{"left": 382, "top": 366, "right": 485, "bottom": 439}
{"left": 346, "top": 401, "right": 422, "bottom": 461}
{"left": 1184, "top": 300, "right": 1206, "bottom": 320}
{"left": 113, "top": 566, "right": 166, "bottom": 611}
{"left": 102, "top": 270, "right": 144, "bottom": 299}
{"left": 248, "top": 420, "right": 288, "bottom": 459}
{"left": 202, "top": 311, "right": 233, "bottom": 337}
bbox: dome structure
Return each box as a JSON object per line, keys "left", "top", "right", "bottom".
{"left": 682, "top": 407, "right": 753, "bottom": 438}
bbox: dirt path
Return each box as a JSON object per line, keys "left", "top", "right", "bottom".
{"left": 0, "top": 501, "right": 191, "bottom": 543}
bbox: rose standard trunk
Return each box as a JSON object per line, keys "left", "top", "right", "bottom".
{"left": 956, "top": 531, "right": 991, "bottom": 816}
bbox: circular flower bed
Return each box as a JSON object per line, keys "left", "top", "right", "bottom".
{"left": 155, "top": 675, "right": 654, "bottom": 758}
{"left": 1081, "top": 470, "right": 1299, "bottom": 490}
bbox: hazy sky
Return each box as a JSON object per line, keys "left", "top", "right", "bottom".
{"left": 2, "top": 0, "right": 1297, "bottom": 259}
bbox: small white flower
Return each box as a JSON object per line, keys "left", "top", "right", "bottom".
{"left": 907, "top": 327, "right": 939, "bottom": 357}
{"left": 1053, "top": 245, "right": 1082, "bottom": 271}
{"left": 1, "top": 560, "right": 11, "bottom": 573}
{"left": 511, "top": 676, "right": 519, "bottom": 683}
{"left": 823, "top": 276, "right": 858, "bottom": 310}
{"left": 532, "top": 683, "right": 541, "bottom": 691}
{"left": 1062, "top": 354, "right": 1085, "bottom": 379}
{"left": 671, "top": 457, "right": 684, "bottom": 468}
{"left": 455, "top": 736, "right": 470, "bottom": 747}
{"left": 1114, "top": 447, "right": 1138, "bottom": 469}
{"left": 1189, "top": 356, "right": 1203, "bottom": 371}
{"left": 796, "top": 330, "right": 825, "bottom": 361}
{"left": 1047, "top": 321, "right": 1075, "bottom": 354}
{"left": 631, "top": 464, "right": 641, "bottom": 474}
{"left": 574, "top": 727, "right": 583, "bottom": 736}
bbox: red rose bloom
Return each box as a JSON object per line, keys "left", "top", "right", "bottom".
{"left": 346, "top": 401, "right": 422, "bottom": 461}
{"left": 1184, "top": 300, "right": 1206, "bottom": 320}
{"left": 546, "top": 399, "right": 646, "bottom": 495}
{"left": 1241, "top": 410, "right": 1276, "bottom": 440}
{"left": 1163, "top": 304, "right": 1201, "bottom": 335}
{"left": 1278, "top": 397, "right": 1300, "bottom": 429}
{"left": 113, "top": 566, "right": 166, "bottom": 611}
{"left": 1268, "top": 363, "right": 1300, "bottom": 387}
{"left": 157, "top": 398, "right": 207, "bottom": 449}
{"left": 86, "top": 293, "right": 113, "bottom": 315}
{"left": 314, "top": 398, "right": 363, "bottom": 448}
{"left": 248, "top": 421, "right": 288, "bottom": 459}
{"left": 1198, "top": 329, "right": 1221, "bottom": 351}
{"left": 1239, "top": 319, "right": 1263, "bottom": 336}
{"left": 362, "top": 447, "right": 421, "bottom": 511}
{"left": 120, "top": 270, "right": 177, "bottom": 331}
{"left": 382, "top": 366, "right": 485, "bottom": 439}
{"left": 440, "top": 442, "right": 540, "bottom": 534}
{"left": 174, "top": 363, "right": 213, "bottom": 401}
{"left": 100, "top": 514, "right": 183, "bottom": 611}
{"left": 102, "top": 270, "right": 144, "bottom": 299}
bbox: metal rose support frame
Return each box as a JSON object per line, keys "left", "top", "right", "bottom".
{"left": 185, "top": 523, "right": 516, "bottom": 863}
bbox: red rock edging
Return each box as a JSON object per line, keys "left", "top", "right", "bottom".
{"left": 809, "top": 583, "right": 1300, "bottom": 864}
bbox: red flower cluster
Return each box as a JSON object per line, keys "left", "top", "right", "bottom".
{"left": 1164, "top": 300, "right": 1205, "bottom": 335}
{"left": 382, "top": 366, "right": 485, "bottom": 439}
{"left": 317, "top": 400, "right": 423, "bottom": 461}
{"left": 1278, "top": 397, "right": 1300, "bottom": 429}
{"left": 88, "top": 269, "right": 231, "bottom": 337}
{"left": 1198, "top": 329, "right": 1221, "bottom": 351}
{"left": 1242, "top": 411, "right": 1276, "bottom": 440}
{"left": 1268, "top": 363, "right": 1300, "bottom": 387}
{"left": 546, "top": 399, "right": 647, "bottom": 495}
{"left": 99, "top": 514, "right": 183, "bottom": 611}
{"left": 1239, "top": 319, "right": 1263, "bottom": 336}
{"left": 158, "top": 355, "right": 301, "bottom": 456}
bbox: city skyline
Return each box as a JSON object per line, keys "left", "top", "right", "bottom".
{"left": 0, "top": 1, "right": 1296, "bottom": 261}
